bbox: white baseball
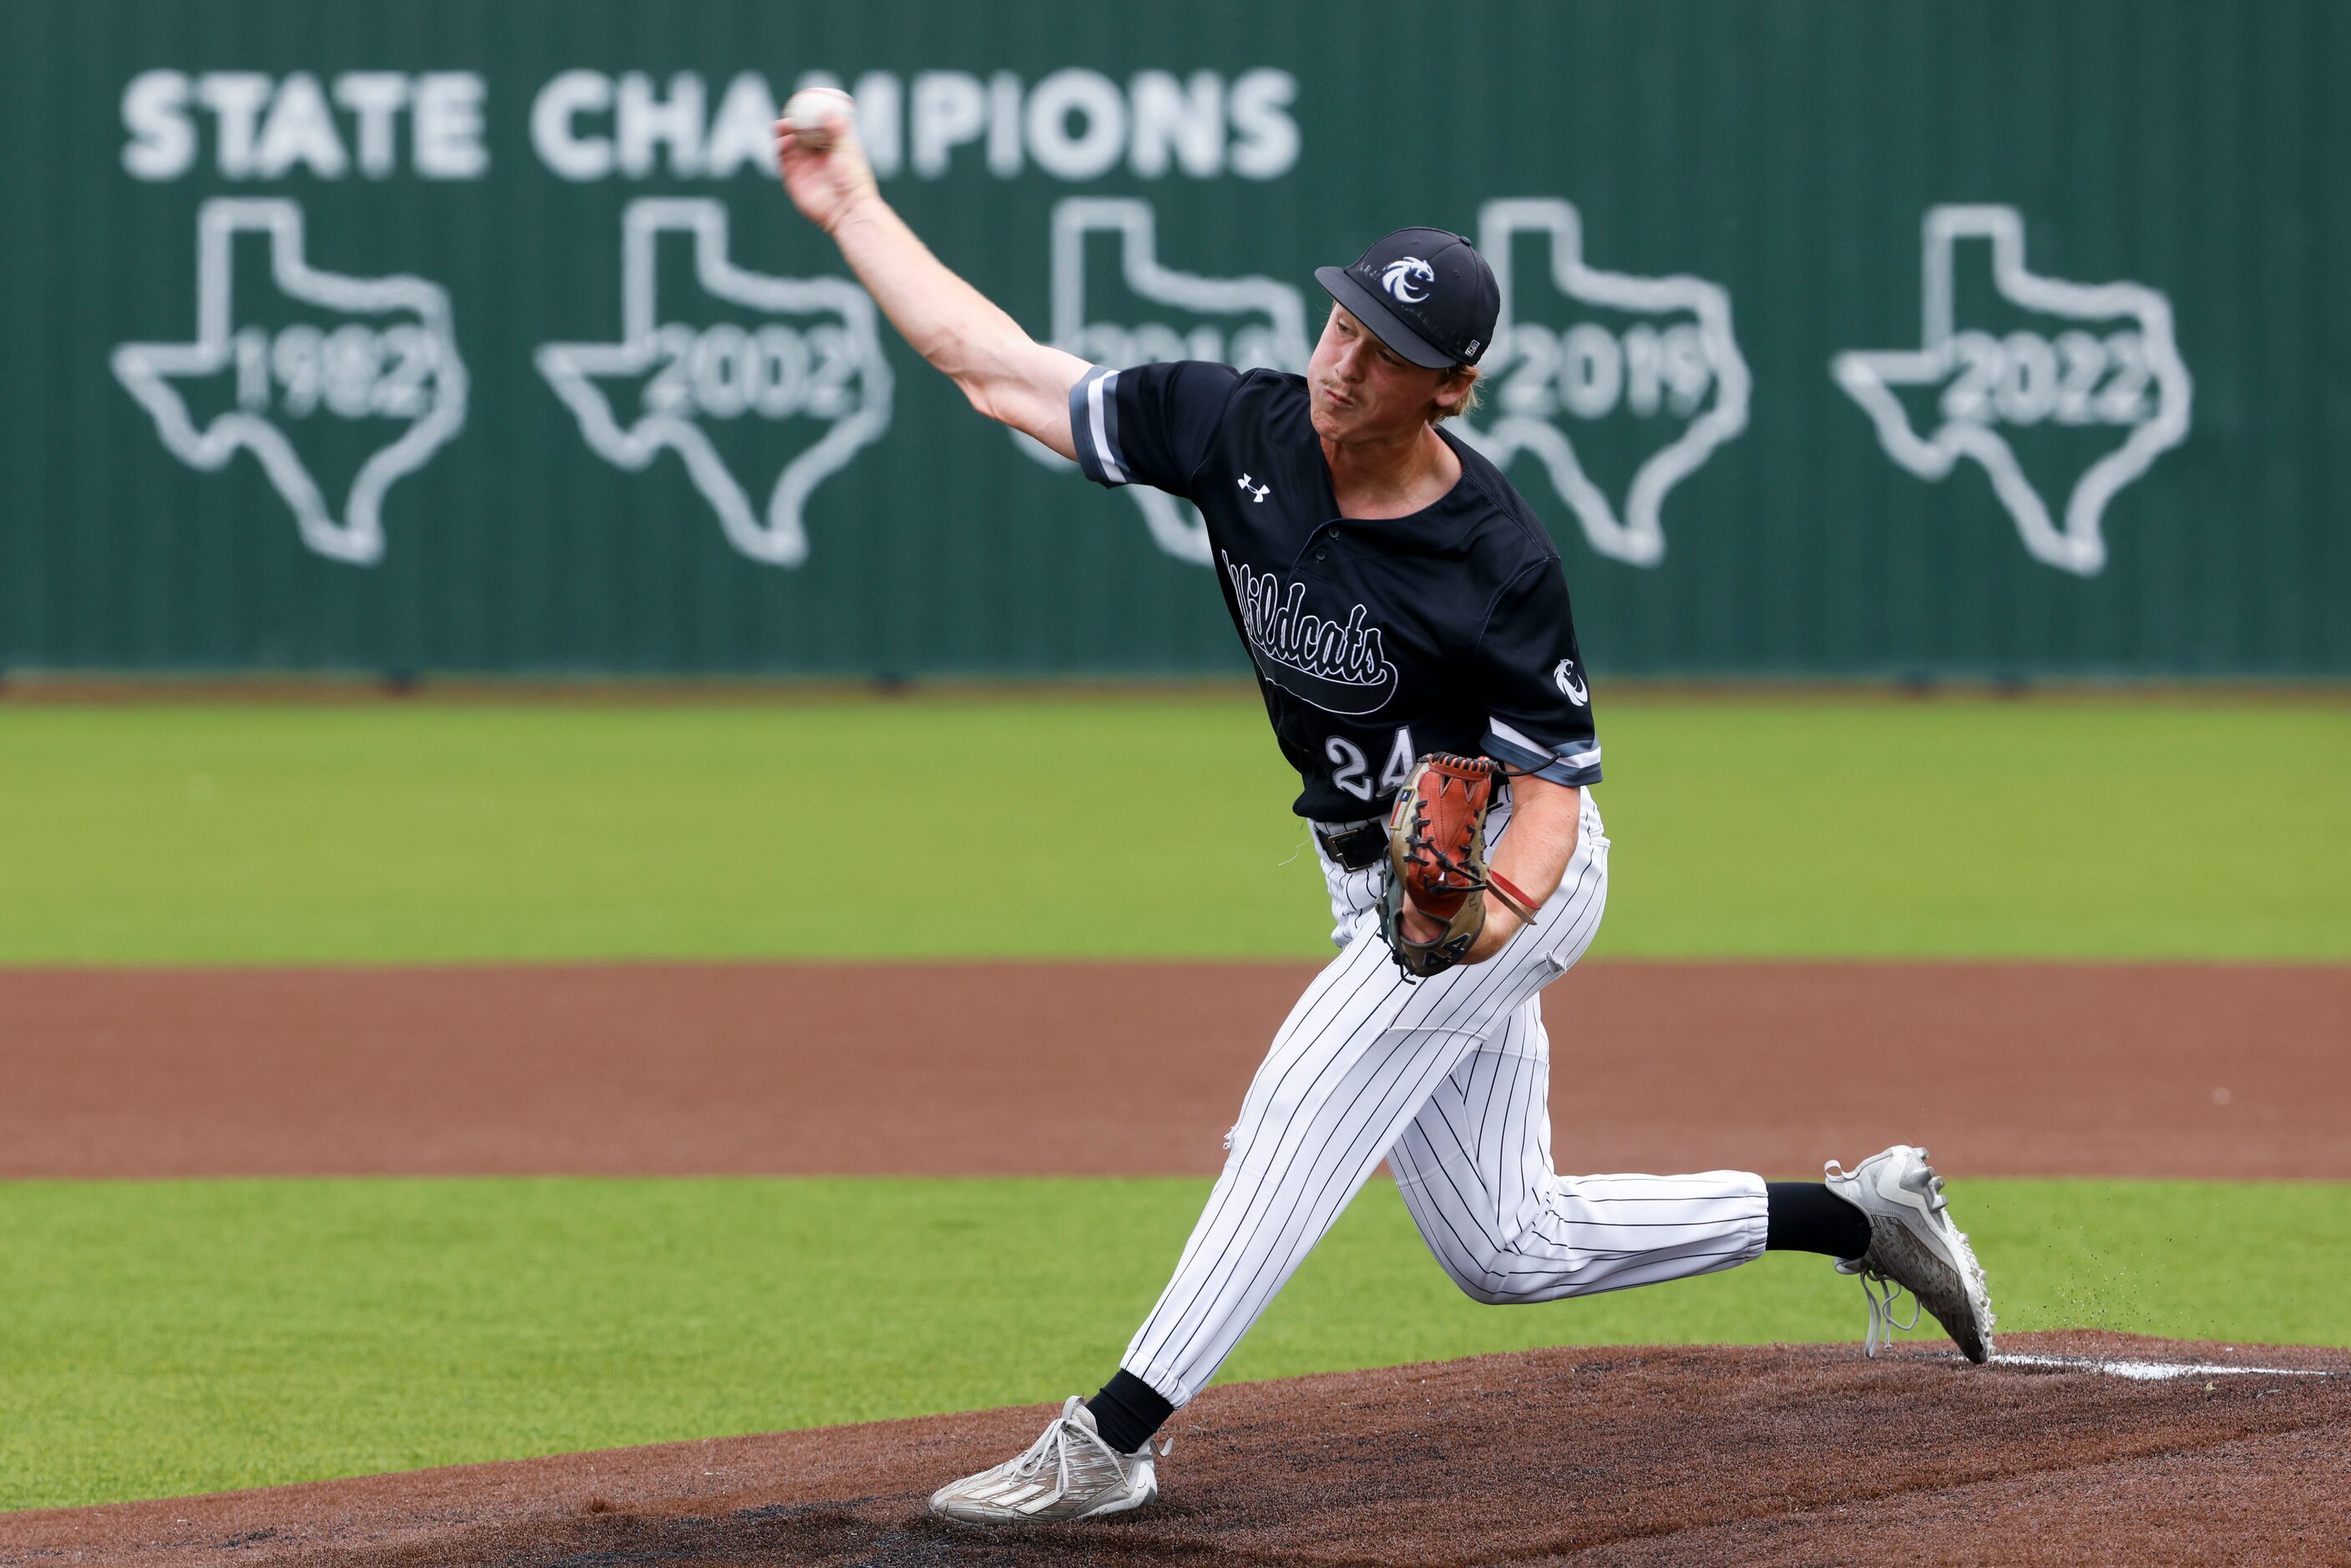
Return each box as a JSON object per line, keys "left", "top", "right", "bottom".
{"left": 783, "top": 89, "right": 852, "bottom": 153}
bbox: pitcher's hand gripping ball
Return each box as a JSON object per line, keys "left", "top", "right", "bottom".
{"left": 782, "top": 89, "right": 853, "bottom": 152}
{"left": 1380, "top": 754, "right": 1543, "bottom": 977}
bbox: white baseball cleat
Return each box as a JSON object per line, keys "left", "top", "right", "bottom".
{"left": 928, "top": 1396, "right": 1165, "bottom": 1524}
{"left": 1823, "top": 1144, "right": 1996, "bottom": 1363}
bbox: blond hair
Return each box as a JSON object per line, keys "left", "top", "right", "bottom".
{"left": 1431, "top": 365, "right": 1483, "bottom": 425}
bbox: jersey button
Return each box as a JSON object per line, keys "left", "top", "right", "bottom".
{"left": 1313, "top": 549, "right": 1327, "bottom": 561}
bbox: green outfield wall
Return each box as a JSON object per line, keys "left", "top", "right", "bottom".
{"left": 4, "top": 0, "right": 2344, "bottom": 676}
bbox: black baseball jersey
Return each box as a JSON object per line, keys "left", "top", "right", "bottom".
{"left": 1069, "top": 361, "right": 1602, "bottom": 823}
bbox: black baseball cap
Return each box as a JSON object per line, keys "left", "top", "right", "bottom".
{"left": 1315, "top": 228, "right": 1500, "bottom": 370}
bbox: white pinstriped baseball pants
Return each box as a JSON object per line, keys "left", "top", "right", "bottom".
{"left": 1121, "top": 790, "right": 1768, "bottom": 1408}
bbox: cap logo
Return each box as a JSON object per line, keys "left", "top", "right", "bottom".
{"left": 1379, "top": 257, "right": 1435, "bottom": 305}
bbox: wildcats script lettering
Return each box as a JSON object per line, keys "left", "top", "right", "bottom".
{"left": 1221, "top": 550, "right": 1398, "bottom": 716}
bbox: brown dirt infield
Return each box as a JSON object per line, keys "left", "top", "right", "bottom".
{"left": 3, "top": 959, "right": 2345, "bottom": 1180}
{"left": 3, "top": 1333, "right": 2345, "bottom": 1565}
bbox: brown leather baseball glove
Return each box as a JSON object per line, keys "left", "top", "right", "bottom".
{"left": 1378, "top": 754, "right": 1543, "bottom": 978}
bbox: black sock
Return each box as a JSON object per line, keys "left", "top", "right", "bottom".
{"left": 1086, "top": 1369, "right": 1174, "bottom": 1454}
{"left": 1766, "top": 1181, "right": 1871, "bottom": 1259}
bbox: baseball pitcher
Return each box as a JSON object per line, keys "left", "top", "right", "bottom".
{"left": 772, "top": 93, "right": 1995, "bottom": 1526}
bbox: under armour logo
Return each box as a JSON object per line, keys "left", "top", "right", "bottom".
{"left": 1380, "top": 257, "right": 1434, "bottom": 304}
{"left": 1237, "top": 473, "right": 1271, "bottom": 503}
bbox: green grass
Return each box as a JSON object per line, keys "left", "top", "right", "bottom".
{"left": 0, "top": 695, "right": 2343, "bottom": 964}
{"left": 2, "top": 1174, "right": 2343, "bottom": 1511}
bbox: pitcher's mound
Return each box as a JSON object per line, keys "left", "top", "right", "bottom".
{"left": 9, "top": 1333, "right": 2347, "bottom": 1566}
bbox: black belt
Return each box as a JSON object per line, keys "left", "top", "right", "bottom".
{"left": 1314, "top": 816, "right": 1389, "bottom": 873}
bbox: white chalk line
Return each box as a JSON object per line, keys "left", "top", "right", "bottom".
{"left": 1990, "top": 1353, "right": 2340, "bottom": 1383}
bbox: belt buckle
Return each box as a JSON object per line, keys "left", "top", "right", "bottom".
{"left": 1317, "top": 817, "right": 1386, "bottom": 873}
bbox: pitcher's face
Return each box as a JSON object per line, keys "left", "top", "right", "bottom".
{"left": 1307, "top": 306, "right": 1464, "bottom": 442}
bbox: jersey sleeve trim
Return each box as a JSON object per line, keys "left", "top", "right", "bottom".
{"left": 1069, "top": 365, "right": 1129, "bottom": 487}
{"left": 1484, "top": 718, "right": 1604, "bottom": 788}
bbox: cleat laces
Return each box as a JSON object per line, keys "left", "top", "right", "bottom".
{"left": 1838, "top": 1258, "right": 1923, "bottom": 1356}
{"left": 1825, "top": 1153, "right": 1939, "bottom": 1357}
{"left": 1002, "top": 1400, "right": 1170, "bottom": 1505}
